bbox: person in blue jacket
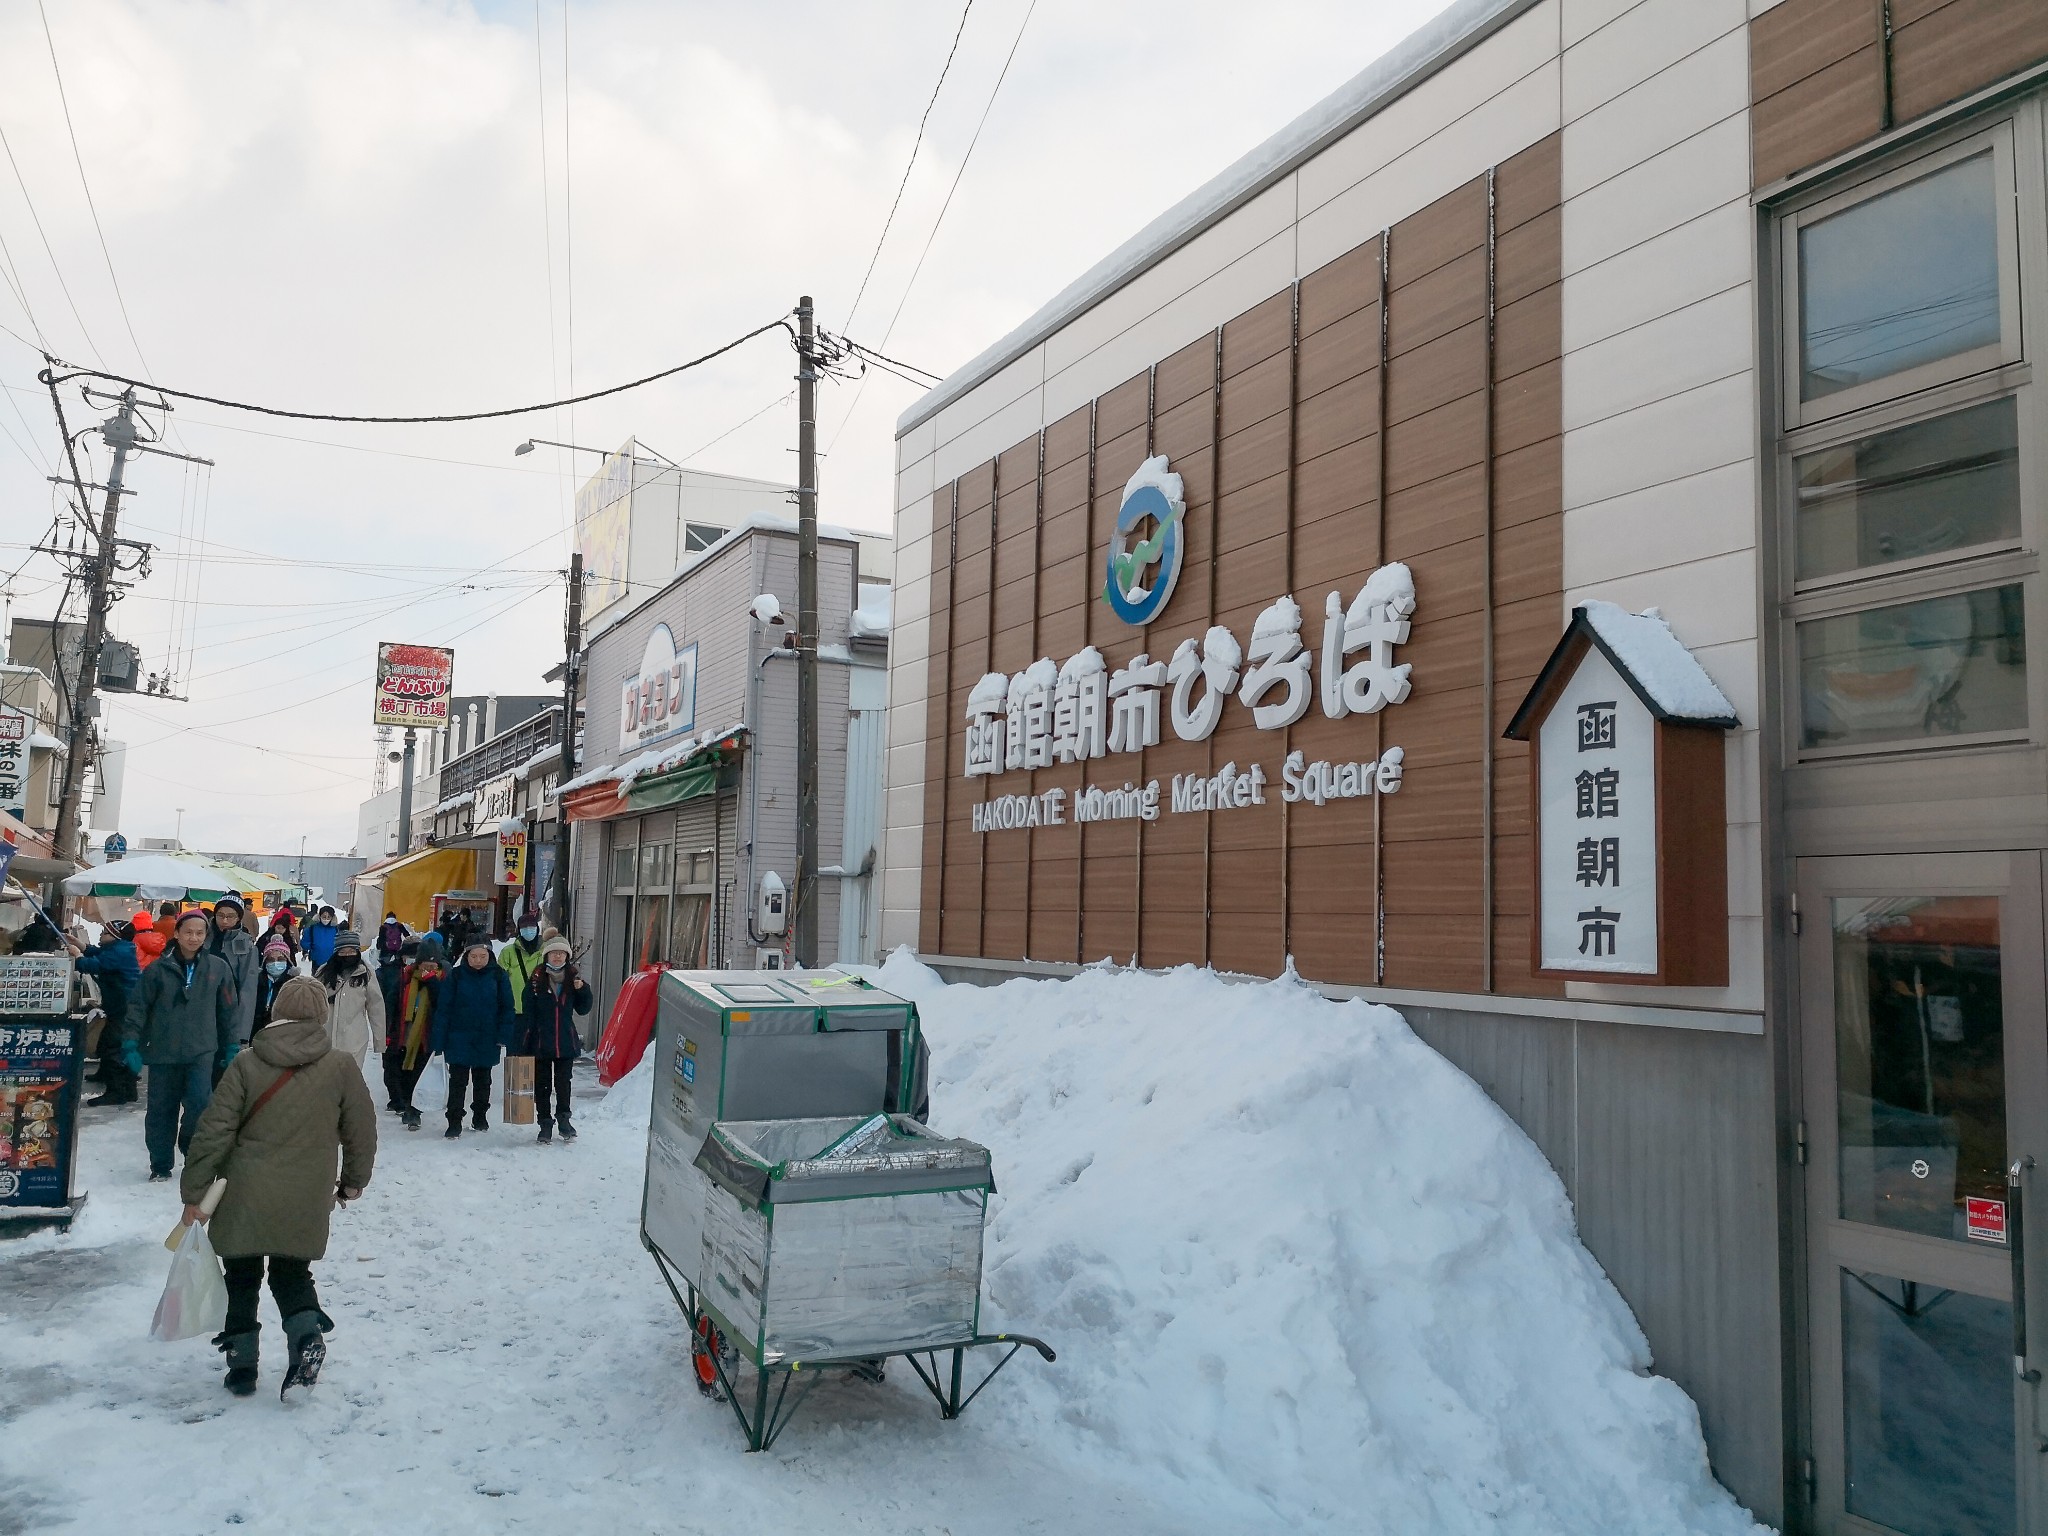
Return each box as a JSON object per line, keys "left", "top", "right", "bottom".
{"left": 70, "top": 920, "right": 142, "bottom": 1106}
{"left": 431, "top": 937, "right": 513, "bottom": 1139}
{"left": 302, "top": 906, "right": 341, "bottom": 971}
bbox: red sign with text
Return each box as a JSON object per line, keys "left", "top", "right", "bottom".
{"left": 1967, "top": 1196, "right": 2007, "bottom": 1244}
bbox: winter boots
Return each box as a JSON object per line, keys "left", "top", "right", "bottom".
{"left": 536, "top": 1120, "right": 553, "bottom": 1145}
{"left": 280, "top": 1310, "right": 328, "bottom": 1398}
{"left": 470, "top": 1111, "right": 488, "bottom": 1133}
{"left": 214, "top": 1329, "right": 259, "bottom": 1397}
{"left": 557, "top": 1114, "right": 576, "bottom": 1143}
{"left": 402, "top": 1108, "right": 421, "bottom": 1132}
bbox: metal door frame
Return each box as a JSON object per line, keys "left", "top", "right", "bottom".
{"left": 1797, "top": 850, "right": 2048, "bottom": 1535}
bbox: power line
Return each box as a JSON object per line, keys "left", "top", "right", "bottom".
{"left": 827, "top": 0, "right": 1036, "bottom": 452}
{"left": 0, "top": 119, "right": 104, "bottom": 364}
{"left": 37, "top": 2, "right": 153, "bottom": 384}
{"left": 561, "top": 0, "right": 577, "bottom": 459}
{"left": 680, "top": 390, "right": 793, "bottom": 465}
{"left": 39, "top": 315, "right": 792, "bottom": 424}
{"left": 842, "top": 0, "right": 974, "bottom": 332}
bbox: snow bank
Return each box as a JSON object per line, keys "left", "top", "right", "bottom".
{"left": 870, "top": 953, "right": 1764, "bottom": 1534}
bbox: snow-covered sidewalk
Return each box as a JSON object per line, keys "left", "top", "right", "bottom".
{"left": 0, "top": 958, "right": 1771, "bottom": 1534}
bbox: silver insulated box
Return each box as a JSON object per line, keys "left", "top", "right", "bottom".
{"left": 692, "top": 1114, "right": 993, "bottom": 1364}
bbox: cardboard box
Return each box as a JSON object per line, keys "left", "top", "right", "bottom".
{"left": 502, "top": 1055, "right": 535, "bottom": 1125}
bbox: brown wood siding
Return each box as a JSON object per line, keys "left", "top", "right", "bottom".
{"left": 1751, "top": 0, "right": 2048, "bottom": 187}
{"left": 919, "top": 135, "right": 1564, "bottom": 1000}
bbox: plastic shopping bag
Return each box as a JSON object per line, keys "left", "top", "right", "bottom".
{"left": 150, "top": 1220, "right": 228, "bottom": 1342}
{"left": 417, "top": 1054, "right": 447, "bottom": 1112}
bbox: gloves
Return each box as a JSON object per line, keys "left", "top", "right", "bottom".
{"left": 221, "top": 1040, "right": 240, "bottom": 1066}
{"left": 122, "top": 1043, "right": 144, "bottom": 1076}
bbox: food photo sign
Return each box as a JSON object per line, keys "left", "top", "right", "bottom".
{"left": 0, "top": 954, "right": 85, "bottom": 1227}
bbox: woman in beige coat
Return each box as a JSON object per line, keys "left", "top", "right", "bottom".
{"left": 315, "top": 928, "right": 384, "bottom": 1092}
{"left": 180, "top": 975, "right": 377, "bottom": 1398}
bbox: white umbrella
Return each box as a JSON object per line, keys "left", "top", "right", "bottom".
{"left": 61, "top": 852, "right": 247, "bottom": 902}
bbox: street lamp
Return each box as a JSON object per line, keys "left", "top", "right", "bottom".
{"left": 514, "top": 437, "right": 682, "bottom": 469}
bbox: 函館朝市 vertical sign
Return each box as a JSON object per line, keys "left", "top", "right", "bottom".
{"left": 1506, "top": 604, "right": 1737, "bottom": 986}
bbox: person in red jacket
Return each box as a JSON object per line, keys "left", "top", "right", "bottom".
{"left": 133, "top": 903, "right": 173, "bottom": 966}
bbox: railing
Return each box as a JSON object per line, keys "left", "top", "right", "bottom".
{"left": 438, "top": 707, "right": 566, "bottom": 799}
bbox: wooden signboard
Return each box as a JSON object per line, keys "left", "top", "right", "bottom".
{"left": 1504, "top": 604, "right": 1736, "bottom": 987}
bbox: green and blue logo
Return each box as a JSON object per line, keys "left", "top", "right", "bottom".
{"left": 1102, "top": 456, "right": 1185, "bottom": 627}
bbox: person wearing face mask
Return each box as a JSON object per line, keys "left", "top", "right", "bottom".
{"left": 207, "top": 897, "right": 260, "bottom": 1065}
{"left": 314, "top": 931, "right": 384, "bottom": 1092}
{"left": 497, "top": 914, "right": 547, "bottom": 1031}
{"left": 518, "top": 935, "right": 593, "bottom": 1144}
{"left": 251, "top": 939, "right": 294, "bottom": 1036}
{"left": 303, "top": 906, "right": 341, "bottom": 971}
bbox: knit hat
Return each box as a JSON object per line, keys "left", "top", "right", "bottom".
{"left": 174, "top": 908, "right": 209, "bottom": 932}
{"left": 270, "top": 975, "right": 328, "bottom": 1026}
{"left": 541, "top": 934, "right": 572, "bottom": 959}
{"left": 334, "top": 929, "right": 362, "bottom": 951}
{"left": 213, "top": 895, "right": 245, "bottom": 918}
{"left": 262, "top": 938, "right": 292, "bottom": 961}
{"left": 416, "top": 933, "right": 445, "bottom": 962}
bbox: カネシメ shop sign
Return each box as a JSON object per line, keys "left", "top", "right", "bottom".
{"left": 964, "top": 456, "right": 1414, "bottom": 822}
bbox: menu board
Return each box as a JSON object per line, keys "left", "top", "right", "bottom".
{"left": 0, "top": 958, "right": 83, "bottom": 1214}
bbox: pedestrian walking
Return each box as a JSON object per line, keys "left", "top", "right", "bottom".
{"left": 179, "top": 975, "right": 377, "bottom": 1399}
{"left": 70, "top": 920, "right": 141, "bottom": 1106}
{"left": 431, "top": 937, "right": 512, "bottom": 1139}
{"left": 208, "top": 897, "right": 260, "bottom": 1069}
{"left": 315, "top": 931, "right": 383, "bottom": 1089}
{"left": 385, "top": 938, "right": 443, "bottom": 1130}
{"left": 497, "top": 914, "right": 546, "bottom": 1027}
{"left": 250, "top": 939, "right": 293, "bottom": 1036}
{"left": 121, "top": 909, "right": 238, "bottom": 1181}
{"left": 519, "top": 935, "right": 592, "bottom": 1144}
{"left": 302, "top": 906, "right": 341, "bottom": 972}
{"left": 261, "top": 907, "right": 299, "bottom": 966}
{"left": 375, "top": 919, "right": 407, "bottom": 1022}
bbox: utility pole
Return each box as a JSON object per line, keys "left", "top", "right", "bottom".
{"left": 50, "top": 389, "right": 141, "bottom": 915}
{"left": 794, "top": 297, "right": 820, "bottom": 968}
{"left": 395, "top": 728, "right": 417, "bottom": 856}
{"left": 552, "top": 551, "right": 582, "bottom": 934}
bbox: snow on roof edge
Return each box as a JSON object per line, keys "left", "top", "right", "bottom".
{"left": 1578, "top": 601, "right": 1738, "bottom": 725}
{"left": 895, "top": 0, "right": 1540, "bottom": 441}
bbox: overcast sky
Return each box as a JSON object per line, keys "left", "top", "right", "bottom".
{"left": 0, "top": 0, "right": 1452, "bottom": 857}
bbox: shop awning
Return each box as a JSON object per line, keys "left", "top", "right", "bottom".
{"left": 564, "top": 727, "right": 749, "bottom": 820}
{"left": 351, "top": 845, "right": 476, "bottom": 931}
{"left": 62, "top": 852, "right": 242, "bottom": 901}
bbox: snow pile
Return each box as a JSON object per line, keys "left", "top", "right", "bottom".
{"left": 869, "top": 953, "right": 1764, "bottom": 1534}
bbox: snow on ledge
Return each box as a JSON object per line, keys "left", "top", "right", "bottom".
{"left": 1580, "top": 601, "right": 1737, "bottom": 724}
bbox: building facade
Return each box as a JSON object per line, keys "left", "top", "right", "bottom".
{"left": 562, "top": 519, "right": 889, "bottom": 1024}
{"left": 881, "top": 2, "right": 2048, "bottom": 1530}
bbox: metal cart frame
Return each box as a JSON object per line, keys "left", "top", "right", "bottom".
{"left": 648, "top": 1238, "right": 1055, "bottom": 1452}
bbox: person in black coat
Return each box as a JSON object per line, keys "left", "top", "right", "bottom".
{"left": 518, "top": 935, "right": 592, "bottom": 1144}
{"left": 430, "top": 938, "right": 513, "bottom": 1139}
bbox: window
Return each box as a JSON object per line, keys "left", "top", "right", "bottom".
{"left": 1798, "top": 152, "right": 2003, "bottom": 404}
{"left": 609, "top": 842, "right": 637, "bottom": 894}
{"left": 1795, "top": 397, "right": 2020, "bottom": 582}
{"left": 1798, "top": 584, "right": 2027, "bottom": 750}
{"left": 684, "top": 522, "right": 724, "bottom": 554}
{"left": 1778, "top": 117, "right": 2037, "bottom": 762}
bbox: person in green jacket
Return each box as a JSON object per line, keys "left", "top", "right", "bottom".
{"left": 180, "top": 976, "right": 377, "bottom": 1398}
{"left": 123, "top": 908, "right": 238, "bottom": 1181}
{"left": 497, "top": 917, "right": 546, "bottom": 1027}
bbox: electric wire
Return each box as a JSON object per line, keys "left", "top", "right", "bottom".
{"left": 842, "top": 0, "right": 974, "bottom": 332}
{"left": 39, "top": 316, "right": 792, "bottom": 424}
{"left": 679, "top": 390, "right": 793, "bottom": 465}
{"left": 561, "top": 0, "right": 576, "bottom": 458}
{"left": 0, "top": 119, "right": 104, "bottom": 365}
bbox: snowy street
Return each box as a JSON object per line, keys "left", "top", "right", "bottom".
{"left": 0, "top": 960, "right": 1770, "bottom": 1534}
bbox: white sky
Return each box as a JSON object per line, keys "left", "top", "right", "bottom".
{"left": 0, "top": 0, "right": 1453, "bottom": 856}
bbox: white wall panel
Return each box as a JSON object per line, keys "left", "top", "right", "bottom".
{"left": 1567, "top": 547, "right": 1759, "bottom": 649}
{"left": 1561, "top": 28, "right": 1749, "bottom": 197}
{"left": 1562, "top": 0, "right": 1641, "bottom": 49}
{"left": 1562, "top": 371, "right": 1754, "bottom": 509}
{"left": 1562, "top": 199, "right": 1751, "bottom": 351}
{"left": 1298, "top": 0, "right": 1561, "bottom": 214}
{"left": 1562, "top": 0, "right": 1744, "bottom": 122}
{"left": 1561, "top": 460, "right": 1757, "bottom": 589}
{"left": 1561, "top": 114, "right": 1751, "bottom": 277}
{"left": 1562, "top": 285, "right": 1754, "bottom": 432}
{"left": 896, "top": 450, "right": 936, "bottom": 516}
{"left": 894, "top": 567, "right": 932, "bottom": 631}
{"left": 1298, "top": 60, "right": 1561, "bottom": 274}
{"left": 931, "top": 346, "right": 1045, "bottom": 450}
{"left": 932, "top": 387, "right": 1049, "bottom": 486}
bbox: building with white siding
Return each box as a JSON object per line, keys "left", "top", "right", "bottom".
{"left": 879, "top": 1, "right": 2048, "bottom": 1528}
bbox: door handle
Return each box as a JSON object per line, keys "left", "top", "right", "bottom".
{"left": 2014, "top": 1158, "right": 2038, "bottom": 1384}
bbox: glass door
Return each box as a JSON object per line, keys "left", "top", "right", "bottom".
{"left": 1800, "top": 852, "right": 2048, "bottom": 1535}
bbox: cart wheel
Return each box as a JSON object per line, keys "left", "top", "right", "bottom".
{"left": 692, "top": 1316, "right": 724, "bottom": 1397}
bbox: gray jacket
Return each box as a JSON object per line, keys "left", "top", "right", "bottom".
{"left": 209, "top": 925, "right": 260, "bottom": 1043}
{"left": 123, "top": 950, "right": 238, "bottom": 1064}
